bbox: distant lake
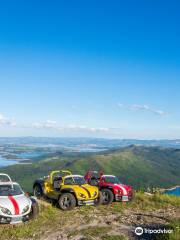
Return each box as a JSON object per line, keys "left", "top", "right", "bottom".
{"left": 0, "top": 151, "right": 45, "bottom": 167}
{"left": 77, "top": 148, "right": 107, "bottom": 152}
{"left": 18, "top": 151, "right": 45, "bottom": 159}
{"left": 163, "top": 186, "right": 180, "bottom": 196}
{"left": 0, "top": 148, "right": 107, "bottom": 167}
{"left": 0, "top": 155, "right": 18, "bottom": 167}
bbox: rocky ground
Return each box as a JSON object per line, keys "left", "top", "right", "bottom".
{"left": 41, "top": 204, "right": 179, "bottom": 240}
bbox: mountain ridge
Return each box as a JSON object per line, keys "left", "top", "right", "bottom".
{"left": 0, "top": 145, "right": 179, "bottom": 192}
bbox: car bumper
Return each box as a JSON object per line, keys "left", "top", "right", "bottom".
{"left": 78, "top": 199, "right": 96, "bottom": 206}
{"left": 115, "top": 194, "right": 130, "bottom": 201}
{"left": 0, "top": 213, "right": 30, "bottom": 224}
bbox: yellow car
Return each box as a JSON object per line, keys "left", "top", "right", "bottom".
{"left": 33, "top": 170, "right": 102, "bottom": 210}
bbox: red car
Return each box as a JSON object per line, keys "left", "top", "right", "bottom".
{"left": 84, "top": 171, "right": 133, "bottom": 204}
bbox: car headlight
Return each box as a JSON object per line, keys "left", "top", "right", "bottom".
{"left": 0, "top": 206, "right": 12, "bottom": 215}
{"left": 115, "top": 189, "right": 122, "bottom": 194}
{"left": 93, "top": 191, "right": 97, "bottom": 197}
{"left": 79, "top": 193, "right": 86, "bottom": 198}
{"left": 22, "top": 205, "right": 30, "bottom": 214}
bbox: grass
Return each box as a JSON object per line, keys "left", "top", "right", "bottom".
{"left": 111, "top": 192, "right": 180, "bottom": 212}
{"left": 0, "top": 203, "right": 98, "bottom": 240}
{"left": 70, "top": 226, "right": 111, "bottom": 239}
{"left": 167, "top": 219, "right": 180, "bottom": 240}
{"left": 0, "top": 205, "right": 60, "bottom": 240}
{"left": 0, "top": 193, "right": 179, "bottom": 240}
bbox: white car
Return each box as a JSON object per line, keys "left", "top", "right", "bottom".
{"left": 0, "top": 173, "right": 38, "bottom": 224}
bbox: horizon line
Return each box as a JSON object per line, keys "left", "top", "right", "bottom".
{"left": 0, "top": 136, "right": 180, "bottom": 141}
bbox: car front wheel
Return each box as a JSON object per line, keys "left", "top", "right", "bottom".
{"left": 94, "top": 191, "right": 103, "bottom": 205}
{"left": 29, "top": 200, "right": 39, "bottom": 219}
{"left": 33, "top": 184, "right": 43, "bottom": 199}
{"left": 58, "top": 193, "right": 76, "bottom": 210}
{"left": 101, "top": 189, "right": 114, "bottom": 205}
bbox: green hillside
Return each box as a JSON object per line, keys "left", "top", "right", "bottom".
{"left": 0, "top": 145, "right": 180, "bottom": 192}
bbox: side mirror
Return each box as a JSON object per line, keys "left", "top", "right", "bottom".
{"left": 25, "top": 192, "right": 30, "bottom": 197}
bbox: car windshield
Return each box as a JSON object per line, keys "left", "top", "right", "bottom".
{"left": 0, "top": 184, "right": 23, "bottom": 196}
{"left": 64, "top": 176, "right": 86, "bottom": 185}
{"left": 91, "top": 172, "right": 101, "bottom": 179}
{"left": 104, "top": 176, "right": 121, "bottom": 184}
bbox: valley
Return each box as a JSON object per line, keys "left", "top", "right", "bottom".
{"left": 0, "top": 142, "right": 179, "bottom": 192}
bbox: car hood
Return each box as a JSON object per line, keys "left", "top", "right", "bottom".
{"left": 0, "top": 194, "right": 31, "bottom": 215}
{"left": 65, "top": 184, "right": 98, "bottom": 199}
{"left": 113, "top": 184, "right": 132, "bottom": 195}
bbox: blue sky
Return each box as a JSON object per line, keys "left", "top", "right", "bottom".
{"left": 0, "top": 0, "right": 179, "bottom": 138}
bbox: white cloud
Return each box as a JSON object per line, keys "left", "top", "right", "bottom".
{"left": 9, "top": 121, "right": 17, "bottom": 127}
{"left": 0, "top": 114, "right": 9, "bottom": 124}
{"left": 118, "top": 103, "right": 166, "bottom": 116}
{"left": 30, "top": 121, "right": 110, "bottom": 133}
{"left": 0, "top": 113, "right": 17, "bottom": 126}
{"left": 46, "top": 120, "right": 57, "bottom": 125}
{"left": 57, "top": 125, "right": 110, "bottom": 133}
{"left": 32, "top": 120, "right": 58, "bottom": 129}
{"left": 130, "top": 104, "right": 150, "bottom": 111}
{"left": 117, "top": 103, "right": 124, "bottom": 108}
{"left": 153, "top": 110, "right": 166, "bottom": 116}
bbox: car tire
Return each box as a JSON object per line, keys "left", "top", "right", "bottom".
{"left": 101, "top": 189, "right": 114, "bottom": 205}
{"left": 29, "top": 200, "right": 39, "bottom": 219}
{"left": 58, "top": 193, "right": 76, "bottom": 210}
{"left": 33, "top": 184, "right": 43, "bottom": 199}
{"left": 94, "top": 191, "right": 103, "bottom": 206}
{"left": 128, "top": 191, "right": 135, "bottom": 201}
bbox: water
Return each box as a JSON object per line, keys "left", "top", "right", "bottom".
{"left": 18, "top": 151, "right": 45, "bottom": 159}
{"left": 0, "top": 151, "right": 45, "bottom": 167}
{"left": 77, "top": 148, "right": 107, "bottom": 152}
{"left": 163, "top": 186, "right": 180, "bottom": 196}
{"left": 0, "top": 147, "right": 114, "bottom": 167}
{"left": 0, "top": 155, "right": 18, "bottom": 167}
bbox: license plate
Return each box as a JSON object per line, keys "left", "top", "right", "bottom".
{"left": 122, "top": 196, "right": 129, "bottom": 201}
{"left": 11, "top": 217, "right": 22, "bottom": 224}
{"left": 85, "top": 201, "right": 94, "bottom": 205}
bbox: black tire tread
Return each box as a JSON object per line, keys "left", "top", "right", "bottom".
{"left": 58, "top": 193, "right": 76, "bottom": 211}
{"left": 94, "top": 191, "right": 103, "bottom": 206}
{"left": 33, "top": 184, "right": 43, "bottom": 199}
{"left": 101, "top": 188, "right": 114, "bottom": 205}
{"left": 30, "top": 201, "right": 39, "bottom": 219}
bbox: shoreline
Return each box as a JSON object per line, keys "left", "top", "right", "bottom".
{"left": 162, "top": 186, "right": 180, "bottom": 191}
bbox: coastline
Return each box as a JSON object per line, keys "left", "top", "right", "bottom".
{"left": 162, "top": 185, "right": 180, "bottom": 191}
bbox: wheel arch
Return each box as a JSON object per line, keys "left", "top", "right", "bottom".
{"left": 100, "top": 186, "right": 115, "bottom": 200}
{"left": 59, "top": 188, "right": 77, "bottom": 203}
{"left": 33, "top": 179, "right": 44, "bottom": 194}
{"left": 33, "top": 179, "right": 44, "bottom": 188}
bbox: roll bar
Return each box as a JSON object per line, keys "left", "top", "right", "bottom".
{"left": 0, "top": 173, "right": 12, "bottom": 183}
{"left": 50, "top": 170, "right": 72, "bottom": 184}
